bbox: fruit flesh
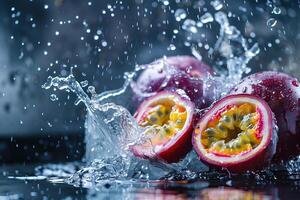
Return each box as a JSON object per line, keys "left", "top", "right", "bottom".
{"left": 138, "top": 98, "right": 188, "bottom": 147}
{"left": 132, "top": 91, "right": 195, "bottom": 163}
{"left": 193, "top": 94, "right": 278, "bottom": 172}
{"left": 199, "top": 103, "right": 263, "bottom": 157}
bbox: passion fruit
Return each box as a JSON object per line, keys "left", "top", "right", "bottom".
{"left": 131, "top": 56, "right": 213, "bottom": 109}
{"left": 231, "top": 71, "right": 300, "bottom": 161}
{"left": 193, "top": 94, "right": 278, "bottom": 172}
{"left": 131, "top": 91, "right": 195, "bottom": 163}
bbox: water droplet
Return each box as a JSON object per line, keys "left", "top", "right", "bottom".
{"left": 225, "top": 26, "right": 240, "bottom": 38}
{"left": 200, "top": 13, "right": 214, "bottom": 24}
{"left": 175, "top": 9, "right": 187, "bottom": 22}
{"left": 102, "top": 40, "right": 108, "bottom": 47}
{"left": 210, "top": 0, "right": 223, "bottom": 10}
{"left": 80, "top": 80, "right": 89, "bottom": 88}
{"left": 182, "top": 19, "right": 198, "bottom": 33}
{"left": 50, "top": 94, "right": 58, "bottom": 101}
{"left": 162, "top": 0, "right": 169, "bottom": 6}
{"left": 44, "top": 4, "right": 49, "bottom": 10}
{"left": 272, "top": 7, "right": 281, "bottom": 15}
{"left": 97, "top": 30, "right": 102, "bottom": 35}
{"left": 292, "top": 80, "right": 299, "bottom": 87}
{"left": 55, "top": 31, "right": 60, "bottom": 36}
{"left": 88, "top": 86, "right": 96, "bottom": 96}
{"left": 47, "top": 122, "right": 53, "bottom": 127}
{"left": 167, "top": 44, "right": 176, "bottom": 51}
{"left": 267, "top": 18, "right": 277, "bottom": 27}
{"left": 94, "top": 35, "right": 99, "bottom": 40}
{"left": 246, "top": 43, "right": 260, "bottom": 58}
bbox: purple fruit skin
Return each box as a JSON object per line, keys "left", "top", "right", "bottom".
{"left": 231, "top": 71, "right": 300, "bottom": 161}
{"left": 132, "top": 56, "right": 213, "bottom": 109}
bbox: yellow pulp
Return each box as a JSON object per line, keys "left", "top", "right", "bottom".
{"left": 139, "top": 100, "right": 187, "bottom": 145}
{"left": 200, "top": 103, "right": 262, "bottom": 156}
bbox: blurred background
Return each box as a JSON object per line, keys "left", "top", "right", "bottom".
{"left": 0, "top": 0, "right": 299, "bottom": 163}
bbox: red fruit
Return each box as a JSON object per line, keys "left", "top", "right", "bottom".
{"left": 193, "top": 94, "right": 278, "bottom": 172}
{"left": 131, "top": 91, "right": 195, "bottom": 163}
{"left": 131, "top": 56, "right": 213, "bottom": 108}
{"left": 230, "top": 71, "right": 300, "bottom": 161}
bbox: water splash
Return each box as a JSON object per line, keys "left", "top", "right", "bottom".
{"left": 179, "top": 11, "right": 260, "bottom": 100}
{"left": 214, "top": 11, "right": 260, "bottom": 83}
{"left": 42, "top": 8, "right": 263, "bottom": 186}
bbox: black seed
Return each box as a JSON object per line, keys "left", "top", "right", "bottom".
{"left": 223, "top": 116, "right": 231, "bottom": 123}
{"left": 208, "top": 137, "right": 217, "bottom": 143}
{"left": 206, "top": 128, "right": 216, "bottom": 136}
{"left": 150, "top": 116, "right": 158, "bottom": 122}
{"left": 233, "top": 114, "right": 238, "bottom": 121}
{"left": 218, "top": 124, "right": 226, "bottom": 132}
{"left": 163, "top": 126, "right": 170, "bottom": 134}
{"left": 157, "top": 111, "right": 163, "bottom": 117}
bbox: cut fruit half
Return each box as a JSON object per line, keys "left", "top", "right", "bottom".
{"left": 131, "top": 91, "right": 195, "bottom": 163}
{"left": 193, "top": 94, "right": 278, "bottom": 172}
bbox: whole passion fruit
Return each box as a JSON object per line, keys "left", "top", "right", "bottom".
{"left": 131, "top": 91, "right": 195, "bottom": 163}
{"left": 231, "top": 71, "right": 300, "bottom": 161}
{"left": 131, "top": 56, "right": 213, "bottom": 109}
{"left": 193, "top": 94, "right": 278, "bottom": 172}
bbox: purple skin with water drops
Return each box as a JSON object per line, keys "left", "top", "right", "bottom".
{"left": 131, "top": 56, "right": 214, "bottom": 110}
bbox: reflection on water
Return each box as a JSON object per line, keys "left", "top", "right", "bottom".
{"left": 199, "top": 187, "right": 277, "bottom": 200}
{"left": 2, "top": 164, "right": 300, "bottom": 199}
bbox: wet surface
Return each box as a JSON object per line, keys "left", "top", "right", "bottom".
{"left": 1, "top": 164, "right": 300, "bottom": 199}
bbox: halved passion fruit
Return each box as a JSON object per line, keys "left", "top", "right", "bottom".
{"left": 131, "top": 91, "right": 195, "bottom": 163}
{"left": 193, "top": 94, "right": 278, "bottom": 172}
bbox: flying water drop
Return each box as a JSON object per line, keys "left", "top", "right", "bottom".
{"left": 182, "top": 19, "right": 198, "bottom": 33}
{"left": 267, "top": 18, "right": 277, "bottom": 27}
{"left": 272, "top": 7, "right": 281, "bottom": 15}
{"left": 200, "top": 13, "right": 214, "bottom": 24}
{"left": 175, "top": 9, "right": 187, "bottom": 22}
{"left": 80, "top": 80, "right": 89, "bottom": 88}
{"left": 50, "top": 94, "right": 58, "bottom": 101}
{"left": 210, "top": 0, "right": 223, "bottom": 11}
